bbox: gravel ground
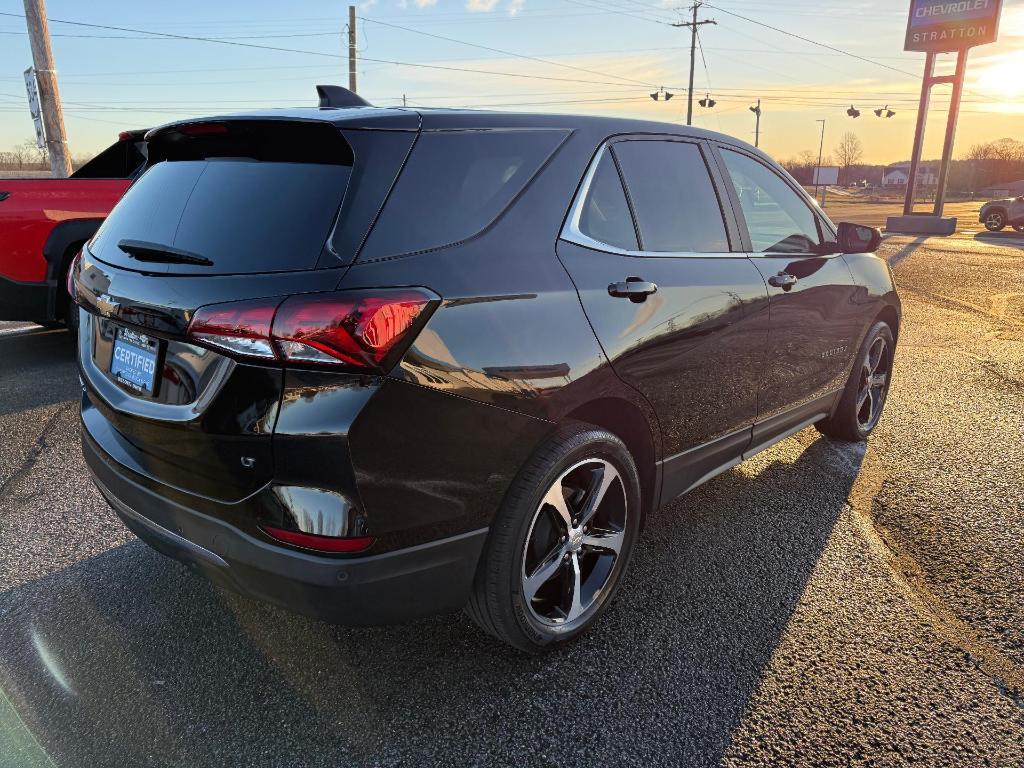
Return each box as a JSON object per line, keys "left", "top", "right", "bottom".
{"left": 0, "top": 231, "right": 1022, "bottom": 767}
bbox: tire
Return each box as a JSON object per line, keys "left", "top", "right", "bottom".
{"left": 816, "top": 321, "right": 895, "bottom": 442}
{"left": 66, "top": 301, "right": 80, "bottom": 340}
{"left": 984, "top": 210, "right": 1006, "bottom": 232}
{"left": 53, "top": 241, "right": 85, "bottom": 338}
{"left": 466, "top": 422, "right": 642, "bottom": 653}
{"left": 1012, "top": 224, "right": 1024, "bottom": 234}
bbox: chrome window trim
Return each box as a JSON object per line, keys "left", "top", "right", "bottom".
{"left": 559, "top": 141, "right": 747, "bottom": 260}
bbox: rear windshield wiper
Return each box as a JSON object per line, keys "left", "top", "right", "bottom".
{"left": 117, "top": 239, "right": 213, "bottom": 266}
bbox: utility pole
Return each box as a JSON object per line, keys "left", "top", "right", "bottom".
{"left": 672, "top": 2, "right": 716, "bottom": 127}
{"left": 22, "top": 0, "right": 72, "bottom": 177}
{"left": 347, "top": 5, "right": 357, "bottom": 94}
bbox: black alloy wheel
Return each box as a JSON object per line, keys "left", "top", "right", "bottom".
{"left": 816, "top": 321, "right": 895, "bottom": 442}
{"left": 467, "top": 423, "right": 641, "bottom": 653}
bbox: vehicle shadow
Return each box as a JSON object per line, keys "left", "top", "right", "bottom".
{"left": 973, "top": 231, "right": 1024, "bottom": 250}
{"left": 0, "top": 435, "right": 863, "bottom": 767}
{"left": 0, "top": 327, "right": 78, "bottom": 418}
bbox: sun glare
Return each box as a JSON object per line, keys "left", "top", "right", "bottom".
{"left": 975, "top": 50, "right": 1024, "bottom": 100}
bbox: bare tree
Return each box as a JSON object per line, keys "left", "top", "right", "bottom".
{"left": 781, "top": 149, "right": 836, "bottom": 185}
{"left": 20, "top": 138, "right": 48, "bottom": 167}
{"left": 964, "top": 138, "right": 1024, "bottom": 190}
{"left": 834, "top": 132, "right": 863, "bottom": 185}
{"left": 9, "top": 143, "right": 29, "bottom": 170}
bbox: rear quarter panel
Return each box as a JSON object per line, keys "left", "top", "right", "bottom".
{"left": 0, "top": 179, "right": 129, "bottom": 282}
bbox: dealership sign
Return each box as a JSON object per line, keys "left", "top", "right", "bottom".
{"left": 905, "top": 0, "right": 1003, "bottom": 52}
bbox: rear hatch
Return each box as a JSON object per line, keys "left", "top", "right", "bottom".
{"left": 75, "top": 115, "right": 417, "bottom": 502}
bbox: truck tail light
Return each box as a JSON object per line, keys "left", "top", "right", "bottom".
{"left": 186, "top": 288, "right": 437, "bottom": 372}
{"left": 66, "top": 251, "right": 82, "bottom": 303}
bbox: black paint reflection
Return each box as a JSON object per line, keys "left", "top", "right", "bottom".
{"left": 557, "top": 241, "right": 770, "bottom": 457}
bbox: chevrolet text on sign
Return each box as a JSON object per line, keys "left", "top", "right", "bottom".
{"left": 905, "top": 0, "right": 1003, "bottom": 52}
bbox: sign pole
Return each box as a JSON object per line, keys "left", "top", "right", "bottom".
{"left": 903, "top": 52, "right": 935, "bottom": 217}
{"left": 932, "top": 48, "right": 969, "bottom": 217}
{"left": 888, "top": 0, "right": 1002, "bottom": 235}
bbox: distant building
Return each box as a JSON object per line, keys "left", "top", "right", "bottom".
{"left": 978, "top": 179, "right": 1024, "bottom": 198}
{"left": 881, "top": 162, "right": 938, "bottom": 187}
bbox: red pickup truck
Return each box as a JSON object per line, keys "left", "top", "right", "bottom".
{"left": 0, "top": 130, "right": 146, "bottom": 327}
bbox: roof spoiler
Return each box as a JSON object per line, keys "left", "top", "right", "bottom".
{"left": 316, "top": 85, "right": 372, "bottom": 109}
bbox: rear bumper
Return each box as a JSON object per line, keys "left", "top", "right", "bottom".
{"left": 83, "top": 424, "right": 488, "bottom": 626}
{"left": 0, "top": 274, "right": 53, "bottom": 321}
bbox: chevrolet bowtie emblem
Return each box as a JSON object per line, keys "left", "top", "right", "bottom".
{"left": 96, "top": 294, "right": 120, "bottom": 317}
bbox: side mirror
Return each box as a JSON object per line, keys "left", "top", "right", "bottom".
{"left": 836, "top": 222, "right": 881, "bottom": 254}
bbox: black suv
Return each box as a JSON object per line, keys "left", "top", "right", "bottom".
{"left": 71, "top": 99, "right": 900, "bottom": 652}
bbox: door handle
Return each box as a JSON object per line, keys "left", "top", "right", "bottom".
{"left": 768, "top": 271, "right": 798, "bottom": 291}
{"left": 608, "top": 276, "right": 658, "bottom": 303}
{"left": 0, "top": 192, "right": 9, "bottom": 202}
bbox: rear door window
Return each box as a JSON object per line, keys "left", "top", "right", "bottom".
{"left": 612, "top": 140, "right": 730, "bottom": 253}
{"left": 358, "top": 129, "right": 567, "bottom": 261}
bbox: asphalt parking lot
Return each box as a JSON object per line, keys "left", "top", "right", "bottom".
{"left": 1, "top": 229, "right": 1022, "bottom": 767}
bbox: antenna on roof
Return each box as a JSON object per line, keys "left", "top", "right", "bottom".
{"left": 316, "top": 85, "right": 372, "bottom": 109}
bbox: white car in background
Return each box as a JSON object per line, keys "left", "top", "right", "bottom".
{"left": 979, "top": 196, "right": 1024, "bottom": 232}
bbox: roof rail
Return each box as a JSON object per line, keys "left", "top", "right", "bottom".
{"left": 316, "top": 85, "right": 372, "bottom": 109}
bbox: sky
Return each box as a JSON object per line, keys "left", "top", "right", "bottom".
{"left": 0, "top": 0, "right": 1022, "bottom": 165}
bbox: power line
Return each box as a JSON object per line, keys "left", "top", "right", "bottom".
{"left": 0, "top": 10, "right": 686, "bottom": 91}
{"left": 559, "top": 0, "right": 670, "bottom": 26}
{"left": 0, "top": 28, "right": 340, "bottom": 40}
{"left": 694, "top": 28, "right": 723, "bottom": 132}
{"left": 0, "top": 11, "right": 344, "bottom": 59}
{"left": 356, "top": 53, "right": 685, "bottom": 89}
{"left": 359, "top": 15, "right": 659, "bottom": 88}
{"left": 701, "top": 2, "right": 920, "bottom": 78}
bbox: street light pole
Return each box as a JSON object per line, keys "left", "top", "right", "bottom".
{"left": 348, "top": 5, "right": 358, "bottom": 94}
{"left": 815, "top": 118, "right": 826, "bottom": 205}
{"left": 750, "top": 99, "right": 761, "bottom": 148}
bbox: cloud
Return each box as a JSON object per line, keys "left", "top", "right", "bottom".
{"left": 415, "top": 0, "right": 438, "bottom": 6}
{"left": 466, "top": 0, "right": 499, "bottom": 11}
{"left": 507, "top": 0, "right": 524, "bottom": 15}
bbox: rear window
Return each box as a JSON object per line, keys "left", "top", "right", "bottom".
{"left": 358, "top": 129, "right": 567, "bottom": 261}
{"left": 89, "top": 121, "right": 352, "bottom": 275}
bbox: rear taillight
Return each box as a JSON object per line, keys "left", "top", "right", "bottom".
{"left": 188, "top": 298, "right": 279, "bottom": 360}
{"left": 260, "top": 525, "right": 375, "bottom": 554}
{"left": 186, "top": 288, "right": 436, "bottom": 372}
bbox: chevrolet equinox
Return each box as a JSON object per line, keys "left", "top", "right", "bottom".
{"left": 71, "top": 92, "right": 901, "bottom": 652}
